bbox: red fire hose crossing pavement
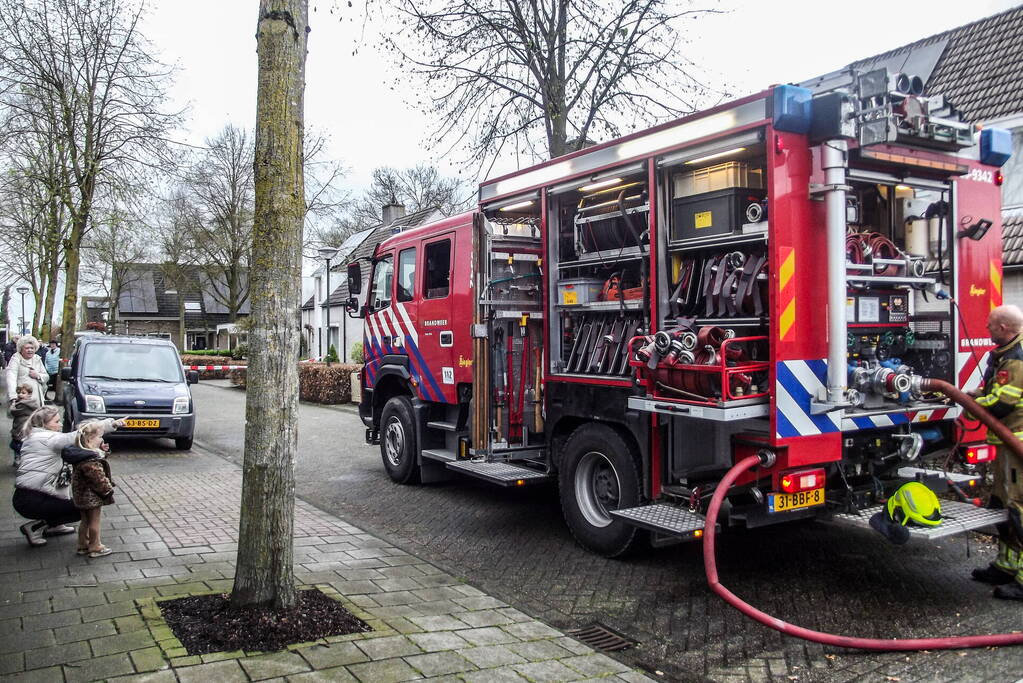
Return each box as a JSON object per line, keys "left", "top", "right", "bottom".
{"left": 702, "top": 378, "right": 1023, "bottom": 651}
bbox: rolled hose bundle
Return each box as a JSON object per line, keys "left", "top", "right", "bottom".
{"left": 702, "top": 377, "right": 1023, "bottom": 650}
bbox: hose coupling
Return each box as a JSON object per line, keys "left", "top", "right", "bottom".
{"left": 756, "top": 449, "right": 777, "bottom": 467}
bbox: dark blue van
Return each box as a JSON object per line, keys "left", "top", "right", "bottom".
{"left": 61, "top": 335, "right": 198, "bottom": 449}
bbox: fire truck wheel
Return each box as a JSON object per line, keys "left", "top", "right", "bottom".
{"left": 380, "top": 395, "right": 421, "bottom": 484}
{"left": 559, "top": 423, "right": 643, "bottom": 557}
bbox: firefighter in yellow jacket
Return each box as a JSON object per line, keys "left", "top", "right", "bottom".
{"left": 971, "top": 304, "right": 1023, "bottom": 600}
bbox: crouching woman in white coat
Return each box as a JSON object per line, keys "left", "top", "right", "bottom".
{"left": 12, "top": 406, "right": 124, "bottom": 546}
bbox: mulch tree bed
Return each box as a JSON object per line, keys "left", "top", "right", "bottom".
{"left": 159, "top": 589, "right": 371, "bottom": 655}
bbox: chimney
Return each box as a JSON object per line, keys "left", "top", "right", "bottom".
{"left": 382, "top": 201, "right": 406, "bottom": 231}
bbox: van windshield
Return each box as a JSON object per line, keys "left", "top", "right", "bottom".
{"left": 82, "top": 344, "right": 183, "bottom": 382}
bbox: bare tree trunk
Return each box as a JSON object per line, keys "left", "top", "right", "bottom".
{"left": 231, "top": 0, "right": 307, "bottom": 610}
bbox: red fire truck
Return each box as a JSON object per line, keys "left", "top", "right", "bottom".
{"left": 345, "top": 67, "right": 1013, "bottom": 557}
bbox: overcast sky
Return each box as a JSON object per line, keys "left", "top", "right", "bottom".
{"left": 11, "top": 0, "right": 1023, "bottom": 332}
{"left": 142, "top": 0, "right": 1021, "bottom": 195}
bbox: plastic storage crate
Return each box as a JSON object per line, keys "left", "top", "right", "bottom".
{"left": 674, "top": 161, "right": 763, "bottom": 197}
{"left": 558, "top": 278, "right": 604, "bottom": 305}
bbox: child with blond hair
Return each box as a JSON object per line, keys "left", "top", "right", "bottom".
{"left": 9, "top": 383, "right": 38, "bottom": 468}
{"left": 62, "top": 420, "right": 118, "bottom": 557}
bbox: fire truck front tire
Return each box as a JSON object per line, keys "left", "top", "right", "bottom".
{"left": 559, "top": 423, "right": 643, "bottom": 557}
{"left": 380, "top": 396, "right": 421, "bottom": 484}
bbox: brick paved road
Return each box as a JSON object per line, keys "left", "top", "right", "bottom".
{"left": 191, "top": 383, "right": 1023, "bottom": 682}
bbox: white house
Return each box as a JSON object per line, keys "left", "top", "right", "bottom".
{"left": 302, "top": 203, "right": 444, "bottom": 362}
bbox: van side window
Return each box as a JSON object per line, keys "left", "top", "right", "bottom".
{"left": 424, "top": 239, "right": 451, "bottom": 299}
{"left": 368, "top": 255, "right": 393, "bottom": 311}
{"left": 397, "top": 248, "right": 416, "bottom": 302}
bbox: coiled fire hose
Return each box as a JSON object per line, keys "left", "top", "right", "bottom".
{"left": 702, "top": 377, "right": 1023, "bottom": 650}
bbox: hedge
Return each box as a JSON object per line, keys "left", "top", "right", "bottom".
{"left": 229, "top": 362, "right": 361, "bottom": 404}
{"left": 180, "top": 349, "right": 232, "bottom": 357}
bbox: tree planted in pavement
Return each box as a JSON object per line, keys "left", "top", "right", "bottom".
{"left": 231, "top": 0, "right": 308, "bottom": 610}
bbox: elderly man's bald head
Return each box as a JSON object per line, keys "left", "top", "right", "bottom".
{"left": 988, "top": 305, "right": 1023, "bottom": 345}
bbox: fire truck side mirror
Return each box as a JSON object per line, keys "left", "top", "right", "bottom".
{"left": 347, "top": 262, "right": 362, "bottom": 295}
{"left": 345, "top": 297, "right": 363, "bottom": 317}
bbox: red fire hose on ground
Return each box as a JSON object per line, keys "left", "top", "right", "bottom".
{"left": 702, "top": 377, "right": 1023, "bottom": 651}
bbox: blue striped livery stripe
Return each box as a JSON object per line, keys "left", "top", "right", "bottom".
{"left": 774, "top": 360, "right": 842, "bottom": 438}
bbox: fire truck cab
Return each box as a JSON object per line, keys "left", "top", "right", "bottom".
{"left": 347, "top": 67, "right": 1013, "bottom": 557}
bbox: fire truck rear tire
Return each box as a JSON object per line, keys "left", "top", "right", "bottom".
{"left": 559, "top": 423, "right": 643, "bottom": 557}
{"left": 380, "top": 396, "right": 421, "bottom": 484}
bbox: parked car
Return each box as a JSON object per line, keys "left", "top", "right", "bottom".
{"left": 61, "top": 335, "right": 198, "bottom": 449}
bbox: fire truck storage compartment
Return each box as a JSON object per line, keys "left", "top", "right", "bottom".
{"left": 478, "top": 214, "right": 545, "bottom": 451}
{"left": 548, "top": 165, "right": 649, "bottom": 378}
{"left": 671, "top": 187, "right": 767, "bottom": 241}
{"left": 668, "top": 416, "right": 766, "bottom": 480}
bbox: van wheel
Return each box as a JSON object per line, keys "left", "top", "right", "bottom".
{"left": 380, "top": 396, "right": 420, "bottom": 484}
{"left": 175, "top": 436, "right": 193, "bottom": 450}
{"left": 559, "top": 423, "right": 643, "bottom": 557}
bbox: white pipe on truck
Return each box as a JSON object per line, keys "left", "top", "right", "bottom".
{"left": 822, "top": 140, "right": 849, "bottom": 404}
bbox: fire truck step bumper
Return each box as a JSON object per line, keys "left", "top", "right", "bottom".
{"left": 822, "top": 500, "right": 1007, "bottom": 541}
{"left": 896, "top": 466, "right": 982, "bottom": 488}
{"left": 444, "top": 461, "right": 552, "bottom": 486}
{"left": 610, "top": 504, "right": 707, "bottom": 539}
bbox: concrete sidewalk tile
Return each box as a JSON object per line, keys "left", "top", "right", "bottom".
{"left": 407, "top": 615, "right": 466, "bottom": 631}
{"left": 616, "top": 675, "right": 655, "bottom": 683}
{"left": 373, "top": 591, "right": 422, "bottom": 607}
{"left": 0, "top": 601, "right": 52, "bottom": 620}
{"left": 5, "top": 665, "right": 65, "bottom": 683}
{"left": 0, "top": 629, "right": 55, "bottom": 655}
{"left": 346, "top": 594, "right": 380, "bottom": 609}
{"left": 411, "top": 587, "right": 464, "bottom": 602}
{"left": 330, "top": 580, "right": 381, "bottom": 595}
{"left": 459, "top": 665, "right": 528, "bottom": 682}
{"left": 347, "top": 657, "right": 423, "bottom": 682}
{"left": 374, "top": 578, "right": 424, "bottom": 592}
{"left": 561, "top": 653, "right": 633, "bottom": 677}
{"left": 0, "top": 651, "right": 24, "bottom": 675}
{"left": 297, "top": 641, "right": 369, "bottom": 669}
{"left": 405, "top": 650, "right": 476, "bottom": 677}
{"left": 375, "top": 613, "right": 421, "bottom": 635}
{"left": 552, "top": 637, "right": 593, "bottom": 656}
{"left": 513, "top": 660, "right": 586, "bottom": 682}
{"left": 494, "top": 608, "right": 532, "bottom": 623}
{"left": 456, "top": 610, "right": 516, "bottom": 628}
{"left": 501, "top": 621, "right": 563, "bottom": 640}
{"left": 453, "top": 596, "right": 506, "bottom": 611}
{"left": 451, "top": 585, "right": 485, "bottom": 598}
{"left": 109, "top": 671, "right": 178, "bottom": 682}
{"left": 365, "top": 604, "right": 422, "bottom": 619}
{"left": 81, "top": 600, "right": 140, "bottom": 622}
{"left": 355, "top": 634, "right": 422, "bottom": 660}
{"left": 458, "top": 644, "right": 528, "bottom": 668}
{"left": 506, "top": 639, "right": 574, "bottom": 662}
{"left": 416, "top": 601, "right": 464, "bottom": 617}
{"left": 239, "top": 651, "right": 312, "bottom": 680}
{"left": 115, "top": 614, "right": 147, "bottom": 632}
{"left": 454, "top": 627, "right": 518, "bottom": 647}
{"left": 406, "top": 631, "right": 468, "bottom": 652}
{"left": 21, "top": 608, "right": 82, "bottom": 632}
{"left": 155, "top": 581, "right": 209, "bottom": 596}
{"left": 23, "top": 639, "right": 91, "bottom": 668}
{"left": 288, "top": 666, "right": 358, "bottom": 681}
{"left": 336, "top": 568, "right": 385, "bottom": 581}
{"left": 177, "top": 659, "right": 248, "bottom": 682}
{"left": 106, "top": 587, "right": 161, "bottom": 603}
{"left": 378, "top": 565, "right": 427, "bottom": 579}
{"left": 63, "top": 652, "right": 136, "bottom": 682}
{"left": 90, "top": 628, "right": 157, "bottom": 656}
{"left": 414, "top": 574, "right": 460, "bottom": 588}
{"left": 129, "top": 646, "right": 168, "bottom": 672}
{"left": 54, "top": 618, "right": 118, "bottom": 644}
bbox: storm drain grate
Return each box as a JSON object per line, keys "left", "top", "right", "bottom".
{"left": 566, "top": 623, "right": 635, "bottom": 652}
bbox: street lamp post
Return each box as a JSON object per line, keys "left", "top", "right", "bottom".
{"left": 16, "top": 286, "right": 28, "bottom": 336}
{"left": 318, "top": 246, "right": 339, "bottom": 365}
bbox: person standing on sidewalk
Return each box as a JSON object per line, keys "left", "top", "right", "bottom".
{"left": 3, "top": 334, "right": 20, "bottom": 366}
{"left": 5, "top": 336, "right": 47, "bottom": 406}
{"left": 64, "top": 420, "right": 117, "bottom": 557}
{"left": 44, "top": 340, "right": 60, "bottom": 399}
{"left": 12, "top": 406, "right": 124, "bottom": 546}
{"left": 970, "top": 304, "right": 1023, "bottom": 600}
